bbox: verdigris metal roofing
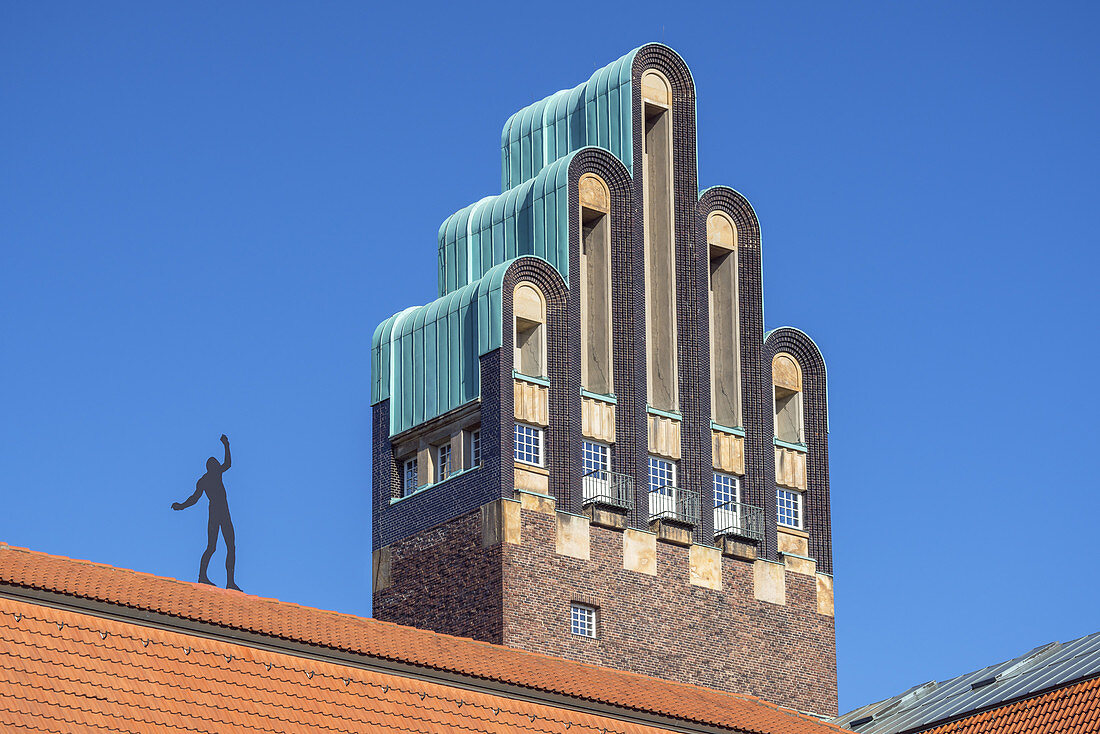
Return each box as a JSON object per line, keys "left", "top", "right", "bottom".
{"left": 371, "top": 260, "right": 517, "bottom": 435}
{"left": 834, "top": 631, "right": 1100, "bottom": 734}
{"left": 500, "top": 48, "right": 637, "bottom": 191}
{"left": 437, "top": 152, "right": 577, "bottom": 297}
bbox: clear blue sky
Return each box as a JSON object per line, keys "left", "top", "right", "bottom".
{"left": 2, "top": 1, "right": 1097, "bottom": 714}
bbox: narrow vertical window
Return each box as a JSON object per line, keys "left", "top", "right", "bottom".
{"left": 514, "top": 283, "right": 546, "bottom": 378}
{"left": 402, "top": 458, "right": 418, "bottom": 496}
{"left": 647, "top": 456, "right": 679, "bottom": 522}
{"left": 570, "top": 602, "right": 597, "bottom": 638}
{"left": 470, "top": 429, "right": 481, "bottom": 467}
{"left": 642, "top": 71, "right": 678, "bottom": 413}
{"left": 436, "top": 443, "right": 452, "bottom": 481}
{"left": 579, "top": 174, "right": 613, "bottom": 395}
{"left": 773, "top": 353, "right": 804, "bottom": 444}
{"left": 708, "top": 211, "right": 741, "bottom": 427}
{"left": 581, "top": 440, "right": 611, "bottom": 504}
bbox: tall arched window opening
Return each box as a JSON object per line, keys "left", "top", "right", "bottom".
{"left": 707, "top": 211, "right": 741, "bottom": 427}
{"left": 514, "top": 283, "right": 546, "bottom": 378}
{"left": 642, "top": 70, "right": 678, "bottom": 412}
{"left": 772, "top": 353, "right": 804, "bottom": 444}
{"left": 580, "top": 174, "right": 613, "bottom": 395}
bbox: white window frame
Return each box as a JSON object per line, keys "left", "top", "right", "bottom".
{"left": 713, "top": 472, "right": 742, "bottom": 534}
{"left": 437, "top": 443, "right": 452, "bottom": 482}
{"left": 582, "top": 440, "right": 612, "bottom": 504}
{"left": 470, "top": 429, "right": 481, "bottom": 467}
{"left": 402, "top": 457, "right": 418, "bottom": 497}
{"left": 570, "top": 602, "right": 597, "bottom": 638}
{"left": 513, "top": 423, "right": 543, "bottom": 467}
{"left": 776, "top": 487, "right": 804, "bottom": 529}
{"left": 648, "top": 456, "right": 678, "bottom": 521}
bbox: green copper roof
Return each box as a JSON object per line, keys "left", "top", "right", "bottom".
{"left": 373, "top": 259, "right": 522, "bottom": 435}
{"left": 437, "top": 152, "right": 577, "bottom": 297}
{"left": 500, "top": 48, "right": 638, "bottom": 192}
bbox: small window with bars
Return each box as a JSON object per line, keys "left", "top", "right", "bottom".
{"left": 514, "top": 424, "right": 543, "bottom": 466}
{"left": 402, "top": 458, "right": 418, "bottom": 496}
{"left": 570, "top": 603, "right": 597, "bottom": 638}
{"left": 776, "top": 488, "right": 803, "bottom": 529}
{"left": 437, "top": 443, "right": 452, "bottom": 482}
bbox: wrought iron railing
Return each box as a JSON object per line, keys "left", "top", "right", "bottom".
{"left": 713, "top": 500, "right": 764, "bottom": 542}
{"left": 648, "top": 484, "right": 699, "bottom": 526}
{"left": 581, "top": 469, "right": 635, "bottom": 511}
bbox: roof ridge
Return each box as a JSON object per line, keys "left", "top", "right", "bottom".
{"left": 0, "top": 542, "right": 845, "bottom": 734}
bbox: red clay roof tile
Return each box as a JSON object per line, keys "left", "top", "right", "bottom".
{"left": 0, "top": 543, "right": 850, "bottom": 734}
{"left": 923, "top": 678, "right": 1100, "bottom": 734}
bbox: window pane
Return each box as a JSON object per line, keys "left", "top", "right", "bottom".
{"left": 471, "top": 430, "right": 481, "bottom": 466}
{"left": 582, "top": 441, "right": 609, "bottom": 476}
{"left": 514, "top": 424, "right": 542, "bottom": 466}
{"left": 777, "top": 488, "right": 802, "bottom": 529}
{"left": 570, "top": 603, "right": 596, "bottom": 638}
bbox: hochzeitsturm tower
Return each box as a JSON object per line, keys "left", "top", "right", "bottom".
{"left": 371, "top": 43, "right": 837, "bottom": 717}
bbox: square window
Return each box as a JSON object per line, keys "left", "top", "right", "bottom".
{"left": 437, "top": 443, "right": 452, "bottom": 481}
{"left": 570, "top": 603, "right": 597, "bottom": 638}
{"left": 776, "top": 488, "right": 803, "bottom": 529}
{"left": 402, "top": 458, "right": 418, "bottom": 497}
{"left": 514, "top": 424, "right": 542, "bottom": 466}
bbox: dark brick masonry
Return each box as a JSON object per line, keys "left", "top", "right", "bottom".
{"left": 372, "top": 42, "right": 835, "bottom": 715}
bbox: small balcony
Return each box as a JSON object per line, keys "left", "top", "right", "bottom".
{"left": 581, "top": 469, "right": 635, "bottom": 512}
{"left": 647, "top": 484, "right": 699, "bottom": 527}
{"left": 713, "top": 500, "right": 764, "bottom": 543}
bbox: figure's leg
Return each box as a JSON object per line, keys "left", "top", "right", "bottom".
{"left": 198, "top": 513, "right": 218, "bottom": 585}
{"left": 222, "top": 514, "right": 240, "bottom": 591}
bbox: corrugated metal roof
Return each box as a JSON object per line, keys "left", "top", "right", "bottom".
{"left": 835, "top": 631, "right": 1100, "bottom": 734}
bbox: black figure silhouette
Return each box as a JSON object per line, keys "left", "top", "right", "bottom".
{"left": 172, "top": 434, "right": 240, "bottom": 590}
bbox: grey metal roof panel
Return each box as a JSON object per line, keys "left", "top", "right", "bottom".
{"left": 833, "top": 630, "right": 1100, "bottom": 734}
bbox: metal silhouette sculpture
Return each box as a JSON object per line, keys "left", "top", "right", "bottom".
{"left": 172, "top": 434, "right": 240, "bottom": 590}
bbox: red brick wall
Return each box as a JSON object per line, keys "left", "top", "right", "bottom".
{"left": 501, "top": 508, "right": 837, "bottom": 716}
{"left": 374, "top": 506, "right": 837, "bottom": 717}
{"left": 372, "top": 510, "right": 504, "bottom": 645}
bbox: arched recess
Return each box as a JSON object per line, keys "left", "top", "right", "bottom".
{"left": 500, "top": 257, "right": 574, "bottom": 511}
{"left": 513, "top": 282, "right": 547, "bottom": 378}
{"left": 567, "top": 147, "right": 647, "bottom": 525}
{"left": 697, "top": 186, "right": 764, "bottom": 541}
{"left": 578, "top": 173, "right": 613, "bottom": 395}
{"left": 772, "top": 353, "right": 803, "bottom": 443}
{"left": 763, "top": 327, "right": 831, "bottom": 574}
{"left": 707, "top": 210, "right": 741, "bottom": 429}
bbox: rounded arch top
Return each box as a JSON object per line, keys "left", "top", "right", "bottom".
{"left": 513, "top": 281, "right": 546, "bottom": 323}
{"left": 632, "top": 43, "right": 696, "bottom": 103}
{"left": 578, "top": 173, "right": 610, "bottom": 214}
{"left": 641, "top": 70, "right": 672, "bottom": 108}
{"left": 707, "top": 210, "right": 737, "bottom": 251}
{"left": 772, "top": 352, "right": 803, "bottom": 392}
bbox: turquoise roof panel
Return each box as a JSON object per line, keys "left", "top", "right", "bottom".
{"left": 372, "top": 260, "right": 523, "bottom": 436}
{"left": 437, "top": 153, "right": 577, "bottom": 297}
{"left": 500, "top": 48, "right": 637, "bottom": 192}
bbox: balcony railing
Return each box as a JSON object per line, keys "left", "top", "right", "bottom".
{"left": 713, "top": 500, "right": 764, "bottom": 542}
{"left": 648, "top": 485, "right": 699, "bottom": 526}
{"left": 582, "top": 469, "right": 634, "bottom": 511}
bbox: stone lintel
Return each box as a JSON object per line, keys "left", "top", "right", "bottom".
{"left": 583, "top": 505, "right": 627, "bottom": 530}
{"left": 555, "top": 511, "right": 590, "bottom": 560}
{"left": 781, "top": 552, "right": 817, "bottom": 577}
{"left": 649, "top": 519, "right": 693, "bottom": 547}
{"left": 516, "top": 489, "right": 556, "bottom": 515}
{"left": 816, "top": 573, "right": 835, "bottom": 617}
{"left": 481, "top": 499, "right": 522, "bottom": 547}
{"left": 372, "top": 546, "right": 392, "bottom": 593}
{"left": 719, "top": 536, "right": 757, "bottom": 562}
{"left": 689, "top": 544, "right": 722, "bottom": 590}
{"left": 753, "top": 559, "right": 786, "bottom": 606}
{"left": 623, "top": 528, "right": 657, "bottom": 575}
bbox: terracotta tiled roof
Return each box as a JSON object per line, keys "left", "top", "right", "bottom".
{"left": 0, "top": 543, "right": 849, "bottom": 734}
{"left": 922, "top": 677, "right": 1100, "bottom": 734}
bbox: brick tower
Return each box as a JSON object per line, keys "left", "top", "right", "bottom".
{"left": 371, "top": 43, "right": 837, "bottom": 717}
